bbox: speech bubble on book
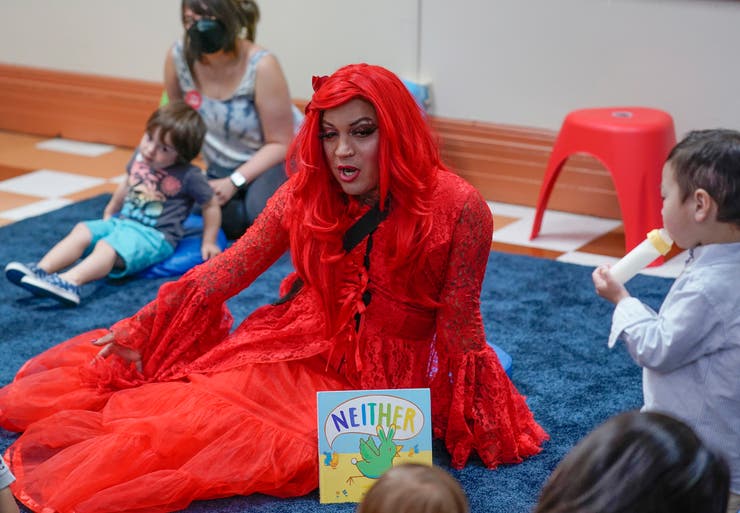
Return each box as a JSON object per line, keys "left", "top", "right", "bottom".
{"left": 323, "top": 394, "right": 425, "bottom": 449}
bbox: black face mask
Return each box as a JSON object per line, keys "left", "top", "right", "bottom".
{"left": 187, "top": 18, "right": 227, "bottom": 55}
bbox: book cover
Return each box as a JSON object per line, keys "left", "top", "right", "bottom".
{"left": 317, "top": 388, "right": 432, "bottom": 503}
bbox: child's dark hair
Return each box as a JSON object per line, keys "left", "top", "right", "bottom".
{"left": 357, "top": 464, "right": 469, "bottom": 513}
{"left": 533, "top": 410, "right": 729, "bottom": 513}
{"left": 666, "top": 128, "right": 740, "bottom": 227}
{"left": 146, "top": 101, "right": 206, "bottom": 163}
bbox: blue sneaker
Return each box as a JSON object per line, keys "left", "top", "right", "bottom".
{"left": 20, "top": 273, "right": 81, "bottom": 306}
{"left": 5, "top": 261, "right": 47, "bottom": 286}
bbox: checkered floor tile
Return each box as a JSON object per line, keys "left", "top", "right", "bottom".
{"left": 0, "top": 130, "right": 684, "bottom": 278}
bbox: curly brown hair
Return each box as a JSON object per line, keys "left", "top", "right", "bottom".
{"left": 146, "top": 100, "right": 205, "bottom": 163}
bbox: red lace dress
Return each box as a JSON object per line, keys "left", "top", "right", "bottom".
{"left": 0, "top": 170, "right": 547, "bottom": 513}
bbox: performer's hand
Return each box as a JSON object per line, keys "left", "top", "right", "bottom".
{"left": 92, "top": 332, "right": 143, "bottom": 372}
{"left": 592, "top": 265, "right": 630, "bottom": 305}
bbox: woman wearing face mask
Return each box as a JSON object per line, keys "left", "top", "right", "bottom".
{"left": 0, "top": 64, "right": 547, "bottom": 513}
{"left": 164, "top": 0, "right": 301, "bottom": 240}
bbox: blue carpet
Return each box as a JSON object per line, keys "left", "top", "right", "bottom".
{"left": 0, "top": 195, "right": 673, "bottom": 513}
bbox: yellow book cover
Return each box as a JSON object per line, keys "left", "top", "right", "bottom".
{"left": 316, "top": 388, "right": 432, "bottom": 503}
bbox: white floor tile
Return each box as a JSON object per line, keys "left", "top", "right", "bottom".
{"left": 36, "top": 138, "right": 114, "bottom": 157}
{"left": 0, "top": 198, "right": 73, "bottom": 220}
{"left": 0, "top": 170, "right": 104, "bottom": 198}
{"left": 487, "top": 201, "right": 536, "bottom": 218}
{"left": 493, "top": 210, "right": 622, "bottom": 252}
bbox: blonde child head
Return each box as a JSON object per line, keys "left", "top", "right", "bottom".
{"left": 357, "top": 464, "right": 468, "bottom": 513}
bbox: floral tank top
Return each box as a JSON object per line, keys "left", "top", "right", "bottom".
{"left": 171, "top": 41, "right": 301, "bottom": 169}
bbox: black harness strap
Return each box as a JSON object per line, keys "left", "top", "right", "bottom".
{"left": 273, "top": 204, "right": 388, "bottom": 307}
{"left": 342, "top": 204, "right": 388, "bottom": 253}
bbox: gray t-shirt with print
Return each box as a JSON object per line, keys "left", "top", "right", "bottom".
{"left": 119, "top": 152, "right": 214, "bottom": 247}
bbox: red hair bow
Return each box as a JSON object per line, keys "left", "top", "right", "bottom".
{"left": 312, "top": 75, "right": 329, "bottom": 92}
{"left": 305, "top": 75, "right": 330, "bottom": 114}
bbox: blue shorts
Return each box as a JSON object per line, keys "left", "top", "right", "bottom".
{"left": 83, "top": 218, "right": 174, "bottom": 278}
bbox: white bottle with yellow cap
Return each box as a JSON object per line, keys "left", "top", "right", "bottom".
{"left": 609, "top": 228, "right": 674, "bottom": 284}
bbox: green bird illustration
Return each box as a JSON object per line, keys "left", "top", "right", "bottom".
{"left": 347, "top": 425, "right": 401, "bottom": 484}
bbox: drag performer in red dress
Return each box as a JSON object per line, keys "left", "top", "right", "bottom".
{"left": 0, "top": 63, "right": 547, "bottom": 513}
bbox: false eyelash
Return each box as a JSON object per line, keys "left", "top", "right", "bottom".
{"left": 351, "top": 126, "right": 378, "bottom": 137}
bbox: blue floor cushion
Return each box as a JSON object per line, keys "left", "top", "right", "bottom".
{"left": 488, "top": 342, "right": 513, "bottom": 377}
{"left": 138, "top": 214, "right": 228, "bottom": 278}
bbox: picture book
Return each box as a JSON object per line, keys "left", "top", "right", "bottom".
{"left": 317, "top": 388, "right": 432, "bottom": 503}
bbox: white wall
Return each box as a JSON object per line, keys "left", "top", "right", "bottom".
{"left": 2, "top": 0, "right": 181, "bottom": 82}
{"left": 422, "top": 0, "right": 740, "bottom": 136}
{"left": 2, "top": 0, "right": 739, "bottom": 138}
{"left": 259, "top": 0, "right": 420, "bottom": 94}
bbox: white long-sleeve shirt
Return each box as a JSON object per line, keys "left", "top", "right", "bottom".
{"left": 610, "top": 242, "right": 740, "bottom": 493}
{"left": 0, "top": 457, "right": 14, "bottom": 489}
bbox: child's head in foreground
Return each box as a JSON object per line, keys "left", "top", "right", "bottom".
{"left": 357, "top": 463, "right": 468, "bottom": 513}
{"left": 533, "top": 410, "right": 730, "bottom": 513}
{"left": 140, "top": 100, "right": 206, "bottom": 167}
{"left": 662, "top": 128, "right": 740, "bottom": 248}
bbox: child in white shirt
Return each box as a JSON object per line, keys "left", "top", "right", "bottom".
{"left": 592, "top": 129, "right": 740, "bottom": 513}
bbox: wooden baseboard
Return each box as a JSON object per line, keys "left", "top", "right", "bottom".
{"left": 0, "top": 64, "right": 162, "bottom": 148}
{"left": 431, "top": 118, "right": 620, "bottom": 219}
{"left": 0, "top": 63, "right": 620, "bottom": 219}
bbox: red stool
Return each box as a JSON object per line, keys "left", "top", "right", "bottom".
{"left": 530, "top": 107, "right": 676, "bottom": 264}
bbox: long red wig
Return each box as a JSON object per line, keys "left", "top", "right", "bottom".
{"left": 286, "top": 64, "right": 445, "bottom": 322}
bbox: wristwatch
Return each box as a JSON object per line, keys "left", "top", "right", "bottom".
{"left": 229, "top": 171, "right": 247, "bottom": 189}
